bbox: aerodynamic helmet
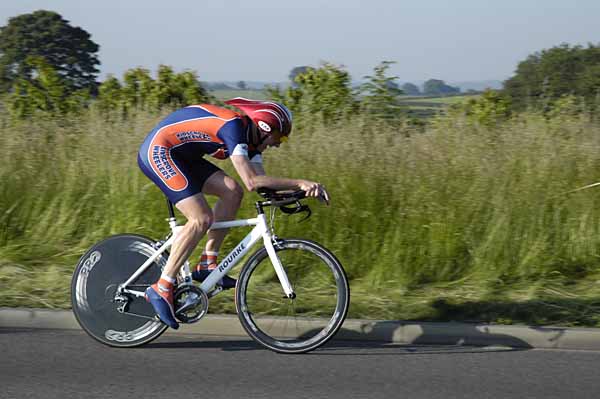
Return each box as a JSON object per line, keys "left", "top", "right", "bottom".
{"left": 225, "top": 97, "right": 293, "bottom": 137}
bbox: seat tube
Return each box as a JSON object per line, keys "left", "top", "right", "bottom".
{"left": 260, "top": 215, "right": 294, "bottom": 297}
{"left": 179, "top": 260, "right": 192, "bottom": 284}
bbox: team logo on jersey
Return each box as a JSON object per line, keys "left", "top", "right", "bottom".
{"left": 176, "top": 131, "right": 211, "bottom": 143}
{"left": 258, "top": 120, "right": 271, "bottom": 132}
{"left": 152, "top": 145, "right": 177, "bottom": 180}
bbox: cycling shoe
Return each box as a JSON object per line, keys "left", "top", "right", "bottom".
{"left": 145, "top": 283, "right": 179, "bottom": 329}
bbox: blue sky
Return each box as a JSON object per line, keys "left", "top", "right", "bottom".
{"left": 1, "top": 0, "right": 600, "bottom": 84}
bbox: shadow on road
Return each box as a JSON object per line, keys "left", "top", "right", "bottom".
{"left": 146, "top": 338, "right": 263, "bottom": 351}
{"left": 0, "top": 327, "right": 42, "bottom": 334}
{"left": 334, "top": 320, "right": 535, "bottom": 349}
{"left": 144, "top": 317, "right": 539, "bottom": 353}
{"left": 314, "top": 340, "right": 526, "bottom": 356}
{"left": 144, "top": 336, "right": 525, "bottom": 355}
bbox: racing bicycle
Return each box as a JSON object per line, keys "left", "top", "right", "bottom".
{"left": 71, "top": 189, "right": 350, "bottom": 354}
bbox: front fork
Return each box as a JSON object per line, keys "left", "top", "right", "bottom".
{"left": 262, "top": 230, "right": 296, "bottom": 299}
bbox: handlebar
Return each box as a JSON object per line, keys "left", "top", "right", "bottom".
{"left": 257, "top": 188, "right": 307, "bottom": 205}
{"left": 256, "top": 188, "right": 313, "bottom": 220}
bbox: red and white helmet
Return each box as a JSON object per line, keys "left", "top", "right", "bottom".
{"left": 225, "top": 97, "right": 293, "bottom": 136}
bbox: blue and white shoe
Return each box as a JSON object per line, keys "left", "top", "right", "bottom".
{"left": 145, "top": 283, "right": 179, "bottom": 329}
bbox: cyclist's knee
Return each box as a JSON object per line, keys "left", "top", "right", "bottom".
{"left": 229, "top": 182, "right": 244, "bottom": 206}
{"left": 222, "top": 179, "right": 244, "bottom": 206}
{"left": 187, "top": 213, "right": 213, "bottom": 236}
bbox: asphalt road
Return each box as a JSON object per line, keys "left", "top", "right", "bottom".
{"left": 2, "top": 328, "right": 600, "bottom": 399}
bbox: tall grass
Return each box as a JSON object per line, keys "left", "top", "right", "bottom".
{"left": 2, "top": 107, "right": 600, "bottom": 325}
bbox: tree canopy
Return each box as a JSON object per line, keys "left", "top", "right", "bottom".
{"left": 268, "top": 63, "right": 357, "bottom": 127}
{"left": 503, "top": 43, "right": 600, "bottom": 109}
{"left": 96, "top": 65, "right": 213, "bottom": 116}
{"left": 401, "top": 82, "right": 421, "bottom": 95}
{"left": 8, "top": 56, "right": 90, "bottom": 118}
{"left": 0, "top": 10, "right": 100, "bottom": 93}
{"left": 423, "top": 79, "right": 460, "bottom": 95}
{"left": 359, "top": 61, "right": 404, "bottom": 119}
{"left": 288, "top": 66, "right": 313, "bottom": 83}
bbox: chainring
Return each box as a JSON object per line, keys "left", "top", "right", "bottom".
{"left": 174, "top": 284, "right": 209, "bottom": 323}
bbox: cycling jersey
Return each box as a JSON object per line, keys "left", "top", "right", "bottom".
{"left": 137, "top": 104, "right": 262, "bottom": 203}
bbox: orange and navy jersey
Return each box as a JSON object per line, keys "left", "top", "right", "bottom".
{"left": 138, "top": 104, "right": 262, "bottom": 185}
{"left": 141, "top": 104, "right": 261, "bottom": 161}
{"left": 137, "top": 104, "right": 264, "bottom": 203}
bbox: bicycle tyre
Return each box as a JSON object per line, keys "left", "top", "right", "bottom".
{"left": 71, "top": 234, "right": 168, "bottom": 348}
{"left": 235, "top": 238, "right": 349, "bottom": 354}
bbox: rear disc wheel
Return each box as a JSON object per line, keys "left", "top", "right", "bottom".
{"left": 71, "top": 234, "right": 168, "bottom": 347}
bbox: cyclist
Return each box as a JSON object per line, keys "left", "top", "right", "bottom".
{"left": 137, "top": 98, "right": 329, "bottom": 329}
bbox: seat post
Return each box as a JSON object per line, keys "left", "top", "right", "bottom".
{"left": 166, "top": 197, "right": 176, "bottom": 219}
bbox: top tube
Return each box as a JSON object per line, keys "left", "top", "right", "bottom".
{"left": 210, "top": 218, "right": 261, "bottom": 230}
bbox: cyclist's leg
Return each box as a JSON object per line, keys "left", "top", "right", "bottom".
{"left": 137, "top": 149, "right": 216, "bottom": 278}
{"left": 138, "top": 144, "right": 218, "bottom": 326}
{"left": 144, "top": 193, "right": 213, "bottom": 329}
{"left": 162, "top": 193, "right": 214, "bottom": 278}
{"left": 201, "top": 171, "right": 244, "bottom": 254}
{"left": 190, "top": 171, "right": 243, "bottom": 288}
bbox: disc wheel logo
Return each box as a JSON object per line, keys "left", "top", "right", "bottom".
{"left": 81, "top": 251, "right": 101, "bottom": 275}
{"left": 258, "top": 120, "right": 271, "bottom": 132}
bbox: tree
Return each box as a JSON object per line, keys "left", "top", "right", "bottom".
{"left": 121, "top": 67, "right": 154, "bottom": 111}
{"left": 288, "top": 66, "right": 313, "bottom": 82}
{"left": 401, "top": 82, "right": 421, "bottom": 95}
{"left": 577, "top": 64, "right": 600, "bottom": 104}
{"left": 268, "top": 62, "right": 357, "bottom": 126}
{"left": 8, "top": 56, "right": 89, "bottom": 118}
{"left": 237, "top": 80, "right": 247, "bottom": 90}
{"left": 504, "top": 43, "right": 600, "bottom": 109}
{"left": 423, "top": 79, "right": 460, "bottom": 95}
{"left": 0, "top": 10, "right": 100, "bottom": 93}
{"left": 96, "top": 75, "right": 123, "bottom": 113}
{"left": 96, "top": 65, "right": 213, "bottom": 116}
{"left": 451, "top": 89, "right": 511, "bottom": 127}
{"left": 359, "top": 61, "right": 404, "bottom": 120}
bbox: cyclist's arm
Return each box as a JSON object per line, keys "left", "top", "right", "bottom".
{"left": 230, "top": 155, "right": 329, "bottom": 202}
{"left": 251, "top": 160, "right": 266, "bottom": 176}
{"left": 231, "top": 155, "right": 302, "bottom": 192}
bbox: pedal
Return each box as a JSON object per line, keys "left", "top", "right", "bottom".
{"left": 208, "top": 286, "right": 223, "bottom": 298}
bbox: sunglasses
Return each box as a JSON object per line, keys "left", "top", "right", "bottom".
{"left": 278, "top": 134, "right": 289, "bottom": 143}
{"left": 261, "top": 131, "right": 288, "bottom": 144}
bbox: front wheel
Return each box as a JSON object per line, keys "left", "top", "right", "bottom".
{"left": 235, "top": 239, "right": 349, "bottom": 354}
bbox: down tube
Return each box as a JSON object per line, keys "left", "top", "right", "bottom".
{"left": 199, "top": 224, "right": 265, "bottom": 291}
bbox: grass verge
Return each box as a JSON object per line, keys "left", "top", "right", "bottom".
{"left": 2, "top": 107, "right": 600, "bottom": 326}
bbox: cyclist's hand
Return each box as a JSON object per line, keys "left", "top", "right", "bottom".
{"left": 298, "top": 180, "right": 330, "bottom": 205}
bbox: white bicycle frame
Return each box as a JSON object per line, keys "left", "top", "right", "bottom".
{"left": 117, "top": 213, "right": 294, "bottom": 298}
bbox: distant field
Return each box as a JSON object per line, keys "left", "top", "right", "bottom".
{"left": 401, "top": 94, "right": 481, "bottom": 104}
{"left": 399, "top": 94, "right": 481, "bottom": 118}
{"left": 210, "top": 89, "right": 269, "bottom": 101}
{"left": 210, "top": 90, "right": 480, "bottom": 118}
